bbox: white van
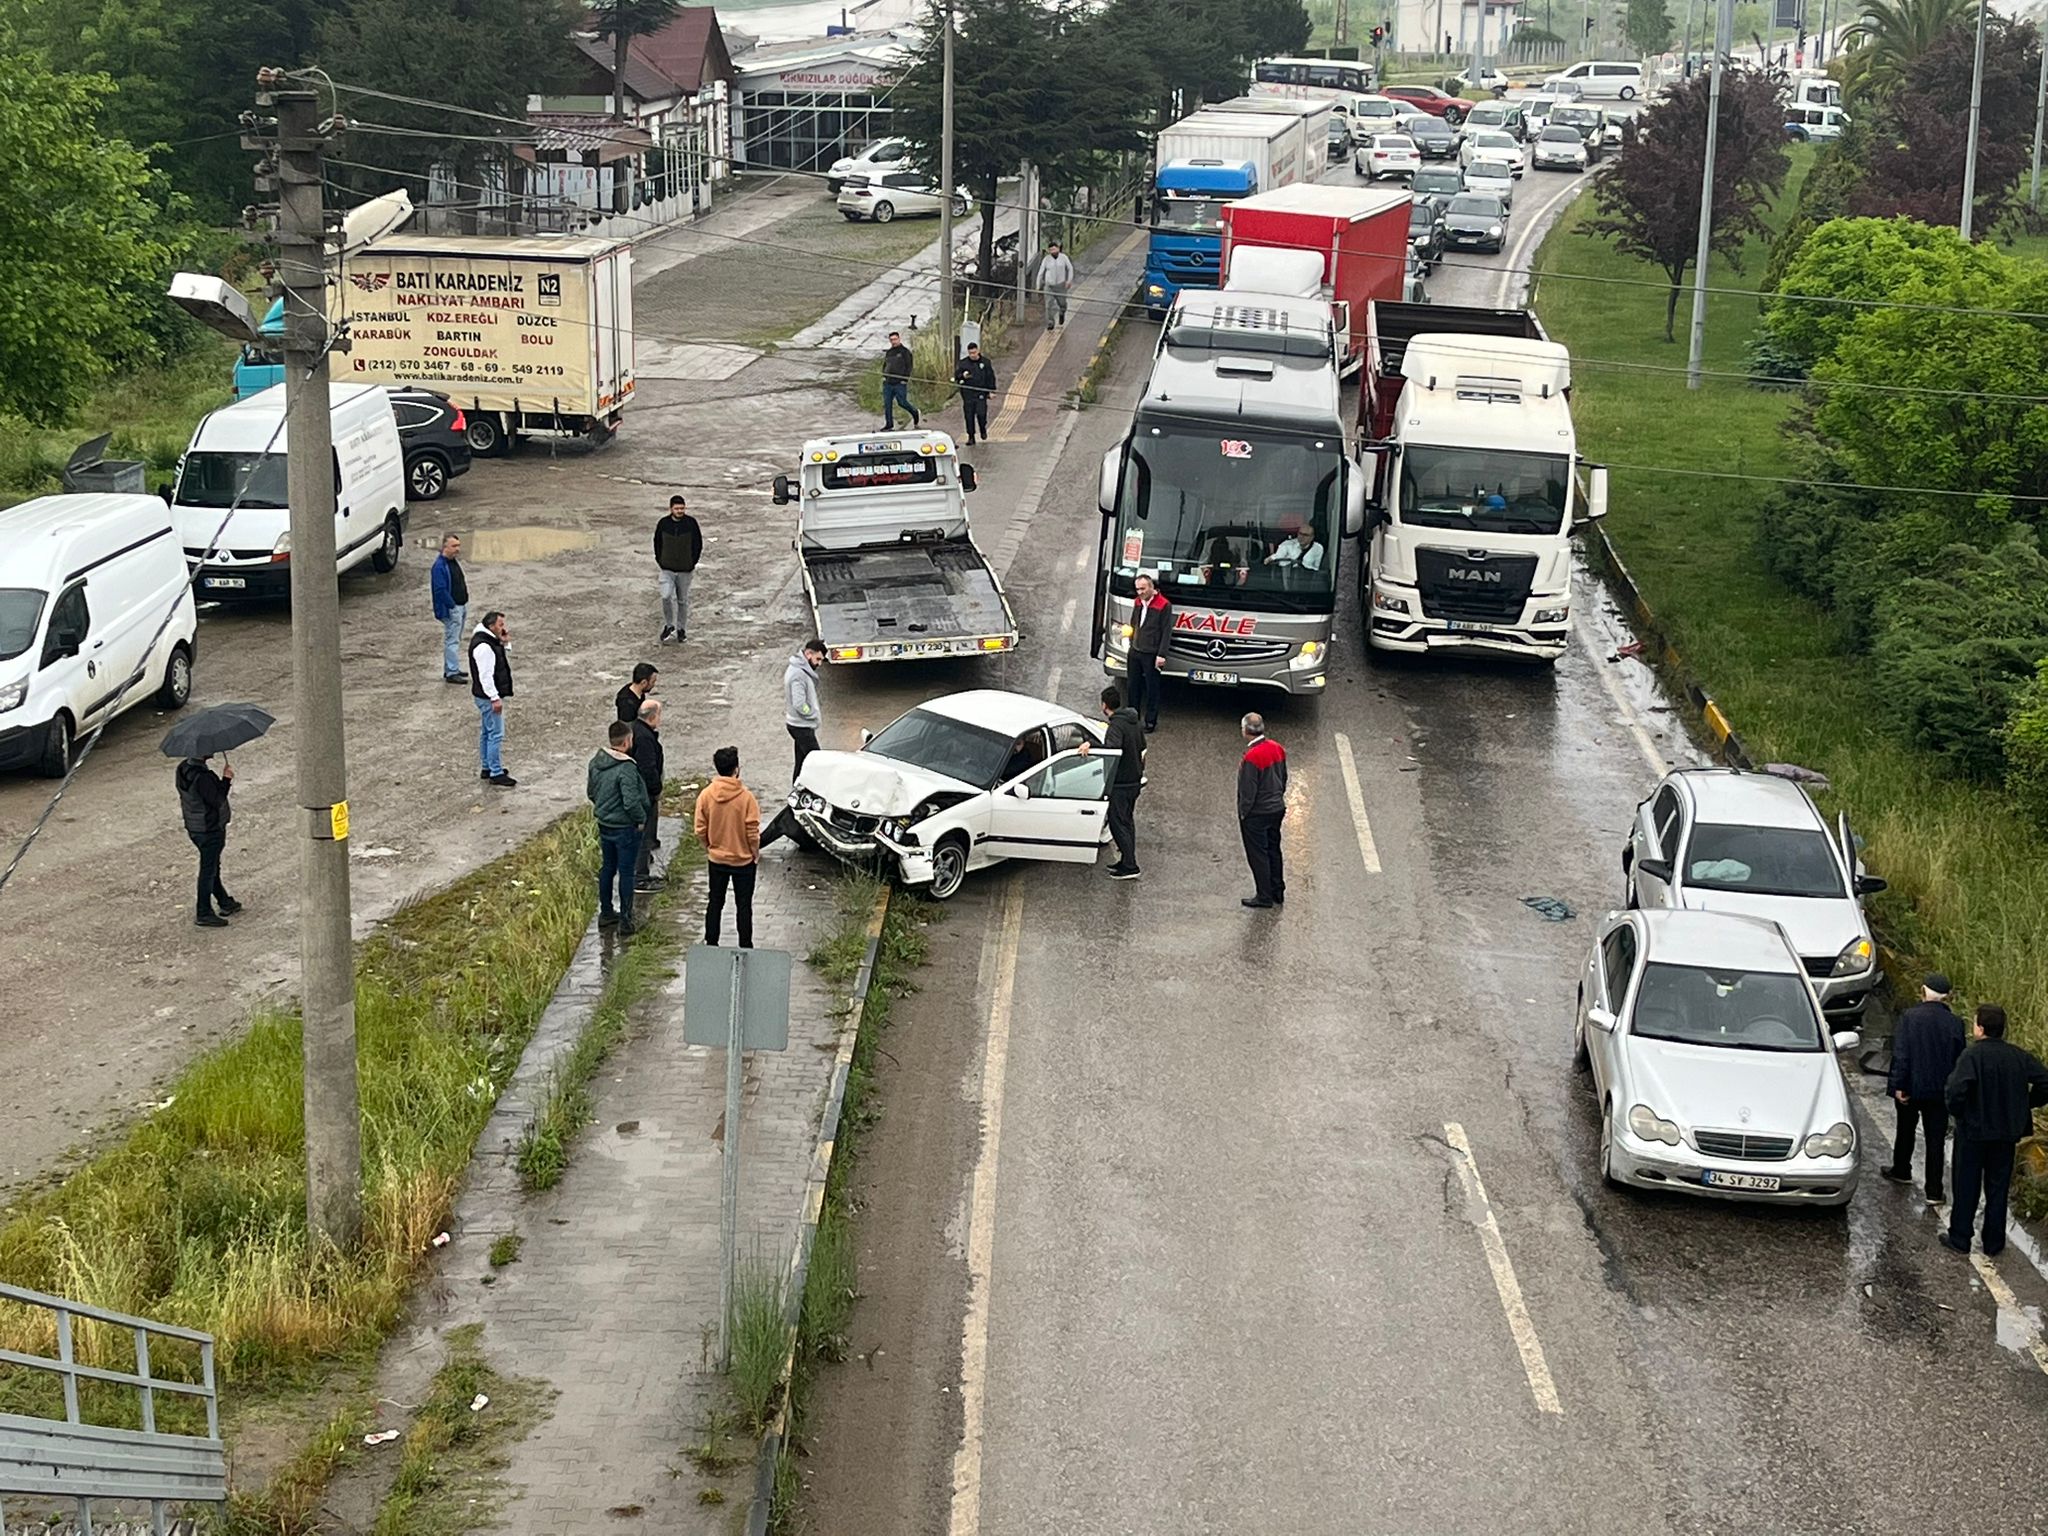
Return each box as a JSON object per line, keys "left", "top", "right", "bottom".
{"left": 1544, "top": 60, "right": 1645, "bottom": 99}
{"left": 0, "top": 494, "right": 198, "bottom": 776}
{"left": 172, "top": 383, "right": 407, "bottom": 602}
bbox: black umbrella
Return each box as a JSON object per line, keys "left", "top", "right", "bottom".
{"left": 160, "top": 702, "right": 276, "bottom": 761}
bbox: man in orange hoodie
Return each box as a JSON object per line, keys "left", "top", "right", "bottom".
{"left": 695, "top": 744, "right": 762, "bottom": 948}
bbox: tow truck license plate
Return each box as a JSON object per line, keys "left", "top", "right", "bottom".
{"left": 1190, "top": 669, "right": 1239, "bottom": 685}
{"left": 204, "top": 577, "right": 247, "bottom": 589}
{"left": 1702, "top": 1171, "right": 1781, "bottom": 1192}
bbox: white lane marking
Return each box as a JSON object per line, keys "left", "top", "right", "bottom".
{"left": 947, "top": 884, "right": 1025, "bottom": 1536}
{"left": 1859, "top": 1108, "right": 2048, "bottom": 1378}
{"left": 1073, "top": 546, "right": 1089, "bottom": 572}
{"left": 1060, "top": 597, "right": 1078, "bottom": 634}
{"left": 1444, "top": 1122, "right": 1563, "bottom": 1415}
{"left": 1573, "top": 620, "right": 1666, "bottom": 775}
{"left": 1332, "top": 732, "right": 1383, "bottom": 875}
{"left": 1498, "top": 172, "right": 1592, "bottom": 308}
{"left": 1044, "top": 664, "right": 1063, "bottom": 703}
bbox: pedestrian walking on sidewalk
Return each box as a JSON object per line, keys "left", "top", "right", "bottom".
{"left": 954, "top": 341, "right": 997, "bottom": 444}
{"left": 696, "top": 744, "right": 762, "bottom": 948}
{"left": 1236, "top": 713, "right": 1287, "bottom": 909}
{"left": 1095, "top": 684, "right": 1145, "bottom": 879}
{"left": 654, "top": 495, "right": 702, "bottom": 643}
{"left": 785, "top": 638, "right": 826, "bottom": 777}
{"left": 1127, "top": 572, "right": 1170, "bottom": 731}
{"left": 588, "top": 719, "right": 652, "bottom": 935}
{"left": 1940, "top": 1004, "right": 2048, "bottom": 1256}
{"left": 1040, "top": 241, "right": 1075, "bottom": 331}
{"left": 616, "top": 661, "right": 659, "bottom": 724}
{"left": 630, "top": 698, "right": 666, "bottom": 891}
{"left": 469, "top": 610, "right": 516, "bottom": 788}
{"left": 881, "top": 330, "right": 920, "bottom": 430}
{"left": 1883, "top": 974, "right": 1965, "bottom": 1200}
{"left": 175, "top": 755, "right": 240, "bottom": 928}
{"left": 430, "top": 533, "right": 468, "bottom": 682}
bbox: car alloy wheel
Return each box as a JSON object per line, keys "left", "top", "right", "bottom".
{"left": 873, "top": 200, "right": 895, "bottom": 222}
{"left": 929, "top": 838, "right": 967, "bottom": 899}
{"left": 408, "top": 453, "right": 449, "bottom": 500}
{"left": 371, "top": 516, "right": 403, "bottom": 574}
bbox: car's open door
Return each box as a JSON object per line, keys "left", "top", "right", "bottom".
{"left": 984, "top": 749, "right": 1112, "bottom": 865}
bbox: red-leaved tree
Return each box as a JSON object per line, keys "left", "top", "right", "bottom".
{"left": 1588, "top": 67, "right": 1791, "bottom": 340}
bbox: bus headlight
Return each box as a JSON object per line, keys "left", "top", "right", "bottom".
{"left": 1288, "top": 640, "right": 1325, "bottom": 671}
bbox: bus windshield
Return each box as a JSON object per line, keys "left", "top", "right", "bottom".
{"left": 1113, "top": 427, "right": 1340, "bottom": 611}
{"left": 1399, "top": 446, "right": 1570, "bottom": 535}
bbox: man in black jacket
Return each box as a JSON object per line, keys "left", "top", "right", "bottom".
{"left": 1884, "top": 973, "right": 1966, "bottom": 1199}
{"left": 880, "top": 330, "right": 920, "bottom": 430}
{"left": 953, "top": 342, "right": 997, "bottom": 444}
{"left": 616, "top": 662, "right": 659, "bottom": 724}
{"left": 175, "top": 756, "right": 241, "bottom": 928}
{"left": 1095, "top": 685, "right": 1145, "bottom": 879}
{"left": 469, "top": 610, "right": 516, "bottom": 788}
{"left": 1942, "top": 1003, "right": 2048, "bottom": 1256}
{"left": 1128, "top": 572, "right": 1170, "bottom": 732}
{"left": 654, "top": 495, "right": 703, "bottom": 643}
{"left": 630, "top": 698, "right": 666, "bottom": 891}
{"left": 1236, "top": 712, "right": 1288, "bottom": 908}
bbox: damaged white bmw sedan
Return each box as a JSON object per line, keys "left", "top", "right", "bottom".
{"left": 786, "top": 690, "right": 1116, "bottom": 899}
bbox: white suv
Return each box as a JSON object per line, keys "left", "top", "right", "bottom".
{"left": 837, "top": 171, "right": 972, "bottom": 223}
{"left": 1544, "top": 60, "right": 1644, "bottom": 99}
{"left": 1622, "top": 768, "right": 1885, "bottom": 1020}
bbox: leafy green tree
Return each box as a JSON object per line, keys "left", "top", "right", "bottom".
{"left": 315, "top": 0, "right": 581, "bottom": 207}
{"left": 1763, "top": 216, "right": 2009, "bottom": 373}
{"left": 1588, "top": 67, "right": 1789, "bottom": 340}
{"left": 1624, "top": 0, "right": 1674, "bottom": 55}
{"left": 1840, "top": 0, "right": 1971, "bottom": 98}
{"left": 0, "top": 45, "right": 184, "bottom": 424}
{"left": 2000, "top": 660, "right": 2048, "bottom": 827}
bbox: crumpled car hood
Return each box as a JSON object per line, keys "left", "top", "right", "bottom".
{"left": 795, "top": 750, "right": 976, "bottom": 817}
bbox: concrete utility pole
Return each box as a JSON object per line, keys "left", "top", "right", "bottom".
{"left": 1960, "top": 0, "right": 1991, "bottom": 238}
{"left": 257, "top": 75, "right": 363, "bottom": 1247}
{"left": 1686, "top": 0, "right": 1734, "bottom": 389}
{"left": 1336, "top": 0, "right": 1352, "bottom": 47}
{"left": 1472, "top": 0, "right": 1486, "bottom": 89}
{"left": 937, "top": 0, "right": 956, "bottom": 370}
{"left": 2032, "top": 16, "right": 2048, "bottom": 209}
{"left": 1681, "top": 0, "right": 1698, "bottom": 77}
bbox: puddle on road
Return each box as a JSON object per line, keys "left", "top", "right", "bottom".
{"left": 461, "top": 526, "right": 600, "bottom": 562}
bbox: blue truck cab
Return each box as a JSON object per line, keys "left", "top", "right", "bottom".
{"left": 232, "top": 298, "right": 287, "bottom": 399}
{"left": 1143, "top": 159, "right": 1258, "bottom": 320}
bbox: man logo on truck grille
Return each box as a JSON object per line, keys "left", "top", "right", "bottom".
{"left": 1446, "top": 567, "right": 1504, "bottom": 583}
{"left": 538, "top": 273, "right": 562, "bottom": 307}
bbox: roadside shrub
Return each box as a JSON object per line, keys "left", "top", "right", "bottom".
{"left": 2001, "top": 660, "right": 2048, "bottom": 828}
{"left": 1872, "top": 531, "right": 2048, "bottom": 779}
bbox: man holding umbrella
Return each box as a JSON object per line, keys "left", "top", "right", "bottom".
{"left": 162, "top": 702, "right": 274, "bottom": 928}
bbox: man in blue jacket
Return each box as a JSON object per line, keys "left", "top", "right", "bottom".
{"left": 1883, "top": 973, "right": 1965, "bottom": 1200}
{"left": 430, "top": 533, "right": 468, "bottom": 682}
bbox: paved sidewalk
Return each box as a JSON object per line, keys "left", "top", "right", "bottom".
{"left": 788, "top": 210, "right": 1023, "bottom": 354}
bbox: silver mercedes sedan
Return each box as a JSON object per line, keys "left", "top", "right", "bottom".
{"left": 1575, "top": 908, "right": 1864, "bottom": 1206}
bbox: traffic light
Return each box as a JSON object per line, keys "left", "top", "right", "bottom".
{"left": 1584, "top": 15, "right": 1594, "bottom": 33}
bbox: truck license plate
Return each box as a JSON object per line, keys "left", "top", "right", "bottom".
{"left": 204, "top": 577, "right": 247, "bottom": 590}
{"left": 1444, "top": 619, "right": 1503, "bottom": 633}
{"left": 1190, "top": 669, "right": 1239, "bottom": 685}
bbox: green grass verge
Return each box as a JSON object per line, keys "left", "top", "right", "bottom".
{"left": 852, "top": 307, "right": 1014, "bottom": 421}
{"left": 369, "top": 1323, "right": 552, "bottom": 1536}
{"left": 0, "top": 812, "right": 604, "bottom": 1470}
{"left": 0, "top": 345, "right": 234, "bottom": 508}
{"left": 770, "top": 885, "right": 934, "bottom": 1533}
{"left": 1533, "top": 149, "right": 2048, "bottom": 1180}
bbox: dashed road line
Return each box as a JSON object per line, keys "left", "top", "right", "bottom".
{"left": 1060, "top": 596, "right": 1078, "bottom": 634}
{"left": 947, "top": 884, "right": 1026, "bottom": 1536}
{"left": 1332, "top": 731, "right": 1383, "bottom": 875}
{"left": 1444, "top": 1121, "right": 1563, "bottom": 1415}
{"left": 1573, "top": 619, "right": 1667, "bottom": 775}
{"left": 1044, "top": 664, "right": 1063, "bottom": 703}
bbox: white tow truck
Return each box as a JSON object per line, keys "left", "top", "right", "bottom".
{"left": 1357, "top": 301, "right": 1608, "bottom": 663}
{"left": 773, "top": 430, "right": 1019, "bottom": 664}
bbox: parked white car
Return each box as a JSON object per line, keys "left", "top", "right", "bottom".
{"left": 826, "top": 135, "right": 910, "bottom": 192}
{"left": 1576, "top": 908, "right": 1863, "bottom": 1206}
{"left": 1454, "top": 65, "right": 1510, "bottom": 96}
{"left": 0, "top": 493, "right": 197, "bottom": 776}
{"left": 1532, "top": 124, "right": 1591, "bottom": 170}
{"left": 837, "top": 172, "right": 972, "bottom": 223}
{"left": 1460, "top": 130, "right": 1528, "bottom": 175}
{"left": 787, "top": 690, "right": 1117, "bottom": 899}
{"left": 1356, "top": 133, "right": 1421, "bottom": 179}
{"left": 1623, "top": 768, "right": 1885, "bottom": 1021}
{"left": 1347, "top": 94, "right": 1407, "bottom": 143}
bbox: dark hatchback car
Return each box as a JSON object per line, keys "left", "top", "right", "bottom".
{"left": 1410, "top": 166, "right": 1464, "bottom": 209}
{"left": 1441, "top": 192, "right": 1510, "bottom": 254}
{"left": 1405, "top": 115, "right": 1458, "bottom": 159}
{"left": 1408, "top": 200, "right": 1445, "bottom": 267}
{"left": 389, "top": 388, "right": 472, "bottom": 501}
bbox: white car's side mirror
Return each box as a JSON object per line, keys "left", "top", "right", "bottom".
{"left": 1831, "top": 1030, "right": 1862, "bottom": 1052}
{"left": 1587, "top": 1006, "right": 1617, "bottom": 1033}
{"left": 1009, "top": 783, "right": 1030, "bottom": 800}
{"left": 859, "top": 728, "right": 873, "bottom": 747}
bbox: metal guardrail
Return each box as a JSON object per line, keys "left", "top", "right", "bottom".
{"left": 0, "top": 1283, "right": 225, "bottom": 1536}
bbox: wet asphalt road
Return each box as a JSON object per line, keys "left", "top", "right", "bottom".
{"left": 806, "top": 149, "right": 2048, "bottom": 1535}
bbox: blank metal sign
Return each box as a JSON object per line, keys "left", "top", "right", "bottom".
{"left": 683, "top": 944, "right": 793, "bottom": 1051}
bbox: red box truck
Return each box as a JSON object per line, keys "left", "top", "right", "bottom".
{"left": 1218, "top": 184, "right": 1412, "bottom": 374}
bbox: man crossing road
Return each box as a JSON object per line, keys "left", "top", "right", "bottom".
{"left": 1236, "top": 713, "right": 1287, "bottom": 908}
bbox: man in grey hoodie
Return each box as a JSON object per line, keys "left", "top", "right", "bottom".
{"left": 784, "top": 638, "right": 826, "bottom": 777}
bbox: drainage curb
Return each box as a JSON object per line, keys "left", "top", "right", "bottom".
{"left": 745, "top": 886, "right": 892, "bottom": 1536}
{"left": 1586, "top": 524, "right": 1755, "bottom": 770}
